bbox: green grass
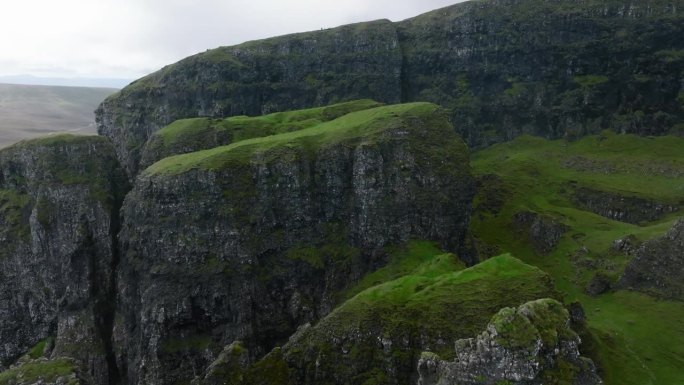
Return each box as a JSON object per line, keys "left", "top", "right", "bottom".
{"left": 273, "top": 253, "right": 558, "bottom": 384}
{"left": 146, "top": 102, "right": 443, "bottom": 175}
{"left": 470, "top": 132, "right": 684, "bottom": 385}
{"left": 156, "top": 99, "right": 383, "bottom": 146}
{"left": 0, "top": 359, "right": 76, "bottom": 385}
{"left": 141, "top": 99, "right": 385, "bottom": 167}
{"left": 343, "top": 240, "right": 450, "bottom": 300}
{"left": 27, "top": 338, "right": 52, "bottom": 359}
{"left": 311, "top": 253, "right": 557, "bottom": 357}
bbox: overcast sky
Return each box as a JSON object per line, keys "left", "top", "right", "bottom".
{"left": 0, "top": 0, "right": 465, "bottom": 86}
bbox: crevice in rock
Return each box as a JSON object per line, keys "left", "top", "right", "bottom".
{"left": 97, "top": 176, "right": 131, "bottom": 385}
{"left": 397, "top": 27, "right": 410, "bottom": 104}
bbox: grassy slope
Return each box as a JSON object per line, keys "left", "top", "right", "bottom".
{"left": 145, "top": 102, "right": 442, "bottom": 175}
{"left": 470, "top": 132, "right": 684, "bottom": 385}
{"left": 142, "top": 100, "right": 384, "bottom": 165}
{"left": 327, "top": 252, "right": 557, "bottom": 352}
{"left": 0, "top": 84, "right": 116, "bottom": 148}
{"left": 156, "top": 99, "right": 383, "bottom": 146}
{"left": 275, "top": 251, "right": 558, "bottom": 385}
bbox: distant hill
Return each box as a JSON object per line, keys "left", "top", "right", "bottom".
{"left": 0, "top": 83, "right": 117, "bottom": 148}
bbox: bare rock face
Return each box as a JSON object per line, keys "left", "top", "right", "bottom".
{"left": 417, "top": 299, "right": 602, "bottom": 385}
{"left": 572, "top": 187, "right": 678, "bottom": 225}
{"left": 618, "top": 220, "right": 684, "bottom": 301}
{"left": 0, "top": 135, "right": 129, "bottom": 384}
{"left": 113, "top": 103, "right": 475, "bottom": 385}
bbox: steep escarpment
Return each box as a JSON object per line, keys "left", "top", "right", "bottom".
{"left": 0, "top": 135, "right": 129, "bottom": 384}
{"left": 114, "top": 103, "right": 474, "bottom": 385}
{"left": 97, "top": 0, "right": 684, "bottom": 176}
{"left": 97, "top": 20, "right": 402, "bottom": 176}
{"left": 398, "top": 0, "right": 684, "bottom": 146}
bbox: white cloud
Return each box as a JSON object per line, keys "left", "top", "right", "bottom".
{"left": 0, "top": 0, "right": 464, "bottom": 81}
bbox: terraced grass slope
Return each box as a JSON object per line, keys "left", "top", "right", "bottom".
{"left": 470, "top": 132, "right": 684, "bottom": 385}
{"left": 141, "top": 99, "right": 384, "bottom": 167}
{"left": 145, "top": 102, "right": 462, "bottom": 176}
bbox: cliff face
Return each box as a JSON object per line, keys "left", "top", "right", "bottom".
{"left": 96, "top": 20, "right": 402, "bottom": 176}
{"left": 0, "top": 135, "right": 129, "bottom": 384}
{"left": 113, "top": 103, "right": 474, "bottom": 385}
{"left": 97, "top": 0, "right": 684, "bottom": 176}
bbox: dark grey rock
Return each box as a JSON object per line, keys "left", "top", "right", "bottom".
{"left": 618, "top": 219, "right": 684, "bottom": 301}
{"left": 573, "top": 187, "right": 678, "bottom": 225}
{"left": 512, "top": 211, "right": 567, "bottom": 254}
{"left": 417, "top": 299, "right": 602, "bottom": 385}
{"left": 0, "top": 136, "right": 129, "bottom": 384}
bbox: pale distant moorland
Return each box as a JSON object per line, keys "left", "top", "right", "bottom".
{"left": 0, "top": 83, "right": 117, "bottom": 148}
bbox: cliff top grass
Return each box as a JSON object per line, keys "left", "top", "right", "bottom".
{"left": 144, "top": 99, "right": 384, "bottom": 163}
{"left": 146, "top": 102, "right": 446, "bottom": 176}
{"left": 156, "top": 99, "right": 383, "bottom": 145}
{"left": 303, "top": 253, "right": 557, "bottom": 358}
{"left": 470, "top": 132, "right": 684, "bottom": 384}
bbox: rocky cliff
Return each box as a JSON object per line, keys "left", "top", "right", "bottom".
{"left": 0, "top": 135, "right": 129, "bottom": 384}
{"left": 97, "top": 0, "right": 684, "bottom": 176}
{"left": 113, "top": 102, "right": 475, "bottom": 385}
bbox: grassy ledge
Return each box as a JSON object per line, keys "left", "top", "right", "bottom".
{"left": 156, "top": 99, "right": 383, "bottom": 146}
{"left": 145, "top": 102, "right": 442, "bottom": 176}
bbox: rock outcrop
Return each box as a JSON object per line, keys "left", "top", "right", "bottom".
{"left": 512, "top": 211, "right": 567, "bottom": 254}
{"left": 113, "top": 103, "right": 475, "bottom": 385}
{"left": 417, "top": 299, "right": 602, "bottom": 385}
{"left": 97, "top": 0, "right": 684, "bottom": 176}
{"left": 0, "top": 135, "right": 129, "bottom": 384}
{"left": 572, "top": 187, "right": 679, "bottom": 224}
{"left": 618, "top": 219, "right": 684, "bottom": 300}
